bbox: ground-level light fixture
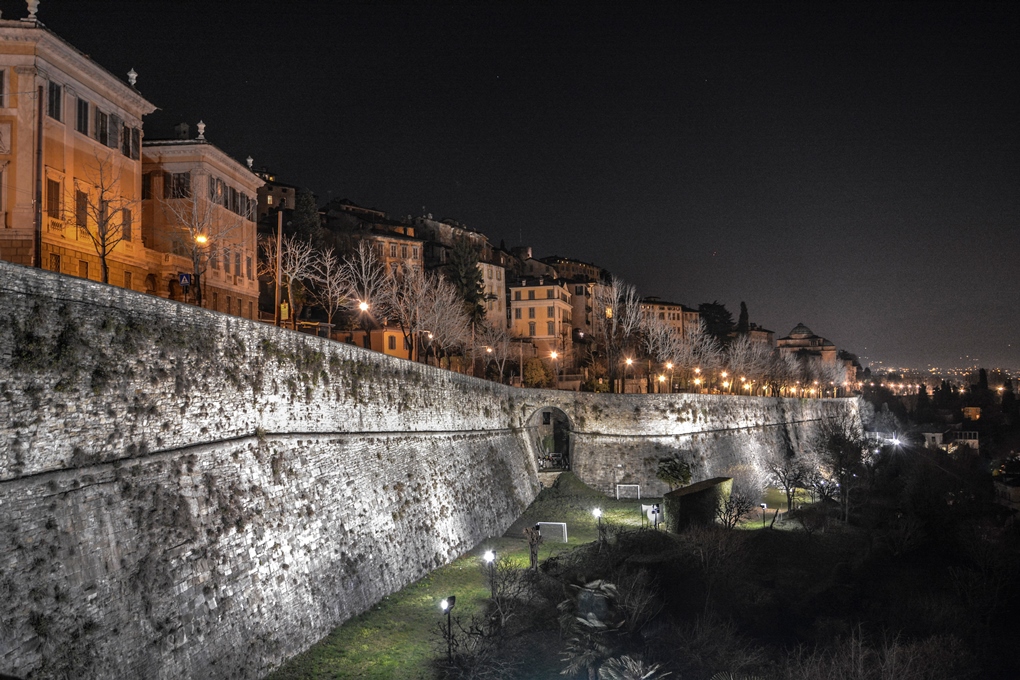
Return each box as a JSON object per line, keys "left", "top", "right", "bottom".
{"left": 760, "top": 503, "right": 767, "bottom": 528}
{"left": 483, "top": 550, "right": 496, "bottom": 599}
{"left": 440, "top": 595, "right": 457, "bottom": 662}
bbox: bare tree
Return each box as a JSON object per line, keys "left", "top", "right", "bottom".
{"left": 418, "top": 273, "right": 471, "bottom": 365}
{"left": 342, "top": 240, "right": 391, "bottom": 329}
{"left": 814, "top": 411, "right": 866, "bottom": 522}
{"left": 765, "top": 449, "right": 808, "bottom": 511}
{"left": 71, "top": 150, "right": 137, "bottom": 284}
{"left": 476, "top": 319, "right": 516, "bottom": 382}
{"left": 716, "top": 491, "right": 755, "bottom": 529}
{"left": 592, "top": 277, "right": 643, "bottom": 393}
{"left": 641, "top": 316, "right": 682, "bottom": 366}
{"left": 674, "top": 320, "right": 722, "bottom": 389}
{"left": 311, "top": 246, "right": 347, "bottom": 330}
{"left": 160, "top": 178, "right": 246, "bottom": 306}
{"left": 259, "top": 234, "right": 316, "bottom": 329}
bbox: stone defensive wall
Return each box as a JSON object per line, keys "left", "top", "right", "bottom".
{"left": 0, "top": 260, "right": 857, "bottom": 679}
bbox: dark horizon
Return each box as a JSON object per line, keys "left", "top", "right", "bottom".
{"left": 21, "top": 0, "right": 1019, "bottom": 371}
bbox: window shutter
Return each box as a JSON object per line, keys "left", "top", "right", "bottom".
{"left": 108, "top": 114, "right": 121, "bottom": 149}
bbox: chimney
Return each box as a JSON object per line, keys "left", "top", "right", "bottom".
{"left": 174, "top": 122, "right": 190, "bottom": 140}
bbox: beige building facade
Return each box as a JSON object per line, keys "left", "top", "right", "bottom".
{"left": 141, "top": 134, "right": 262, "bottom": 318}
{"left": 509, "top": 277, "right": 573, "bottom": 355}
{"left": 0, "top": 17, "right": 156, "bottom": 287}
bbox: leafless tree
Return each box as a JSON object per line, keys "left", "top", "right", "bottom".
{"left": 814, "top": 411, "right": 867, "bottom": 522}
{"left": 160, "top": 178, "right": 246, "bottom": 306}
{"left": 259, "top": 234, "right": 316, "bottom": 329}
{"left": 715, "top": 491, "right": 754, "bottom": 529}
{"left": 70, "top": 150, "right": 137, "bottom": 284}
{"left": 418, "top": 273, "right": 471, "bottom": 364}
{"left": 342, "top": 240, "right": 391, "bottom": 329}
{"left": 674, "top": 320, "right": 722, "bottom": 389}
{"left": 385, "top": 263, "right": 432, "bottom": 357}
{"left": 592, "top": 277, "right": 643, "bottom": 392}
{"left": 476, "top": 319, "right": 516, "bottom": 382}
{"left": 765, "top": 449, "right": 809, "bottom": 511}
{"left": 641, "top": 316, "right": 682, "bottom": 366}
{"left": 311, "top": 246, "right": 347, "bottom": 330}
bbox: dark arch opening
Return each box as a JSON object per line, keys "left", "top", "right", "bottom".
{"left": 527, "top": 407, "right": 572, "bottom": 471}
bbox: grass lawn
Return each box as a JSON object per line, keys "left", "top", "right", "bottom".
{"left": 267, "top": 474, "right": 659, "bottom": 680}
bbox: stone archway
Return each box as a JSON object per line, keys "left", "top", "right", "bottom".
{"left": 526, "top": 406, "right": 573, "bottom": 471}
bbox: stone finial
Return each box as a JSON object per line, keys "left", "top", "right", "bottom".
{"left": 196, "top": 120, "right": 206, "bottom": 140}
{"left": 26, "top": 1, "right": 39, "bottom": 21}
{"left": 246, "top": 156, "right": 253, "bottom": 169}
{"left": 127, "top": 68, "right": 138, "bottom": 86}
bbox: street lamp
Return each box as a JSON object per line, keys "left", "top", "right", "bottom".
{"left": 483, "top": 550, "right": 496, "bottom": 600}
{"left": 658, "top": 374, "right": 665, "bottom": 393}
{"left": 666, "top": 362, "right": 674, "bottom": 392}
{"left": 440, "top": 595, "right": 457, "bottom": 663}
{"left": 550, "top": 351, "right": 559, "bottom": 389}
{"left": 624, "top": 357, "right": 633, "bottom": 394}
{"left": 760, "top": 503, "right": 767, "bottom": 528}
{"left": 592, "top": 507, "right": 603, "bottom": 542}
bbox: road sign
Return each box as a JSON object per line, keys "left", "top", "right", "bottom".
{"left": 179, "top": 272, "right": 192, "bottom": 287}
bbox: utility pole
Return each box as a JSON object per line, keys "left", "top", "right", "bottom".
{"left": 274, "top": 209, "right": 282, "bottom": 326}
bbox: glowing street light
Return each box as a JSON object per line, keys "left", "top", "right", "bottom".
{"left": 358, "top": 300, "right": 370, "bottom": 312}
{"left": 194, "top": 234, "right": 208, "bottom": 244}
{"left": 550, "top": 351, "right": 559, "bottom": 389}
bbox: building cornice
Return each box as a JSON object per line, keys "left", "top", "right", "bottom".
{"left": 0, "top": 21, "right": 157, "bottom": 118}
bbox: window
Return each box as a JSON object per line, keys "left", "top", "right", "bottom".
{"left": 46, "top": 179, "right": 61, "bottom": 218}
{"left": 212, "top": 292, "right": 218, "bottom": 310}
{"left": 267, "top": 195, "right": 273, "bottom": 205}
{"left": 131, "top": 128, "right": 140, "bottom": 160}
{"left": 108, "top": 114, "right": 121, "bottom": 150}
{"left": 528, "top": 322, "right": 536, "bottom": 336}
{"left": 547, "top": 289, "right": 555, "bottom": 298}
{"left": 121, "top": 208, "right": 132, "bottom": 241}
{"left": 209, "top": 175, "right": 219, "bottom": 201}
{"left": 0, "top": 69, "right": 5, "bottom": 107}
{"left": 659, "top": 312, "right": 665, "bottom": 320}
{"left": 514, "top": 291, "right": 521, "bottom": 301}
{"left": 547, "top": 306, "right": 554, "bottom": 318}
{"left": 210, "top": 248, "right": 219, "bottom": 270}
{"left": 164, "top": 172, "right": 191, "bottom": 199}
{"left": 47, "top": 82, "right": 62, "bottom": 120}
{"left": 49, "top": 253, "right": 60, "bottom": 272}
{"left": 234, "top": 251, "right": 241, "bottom": 276}
{"left": 528, "top": 290, "right": 535, "bottom": 300}
{"left": 514, "top": 308, "right": 521, "bottom": 319}
{"left": 246, "top": 256, "right": 253, "bottom": 280}
{"left": 121, "top": 124, "right": 131, "bottom": 156}
{"left": 388, "top": 336, "right": 396, "bottom": 350}
{"left": 576, "top": 285, "right": 584, "bottom": 295}
{"left": 390, "top": 244, "right": 397, "bottom": 258}
{"left": 401, "top": 245, "right": 407, "bottom": 259}
{"left": 226, "top": 296, "right": 232, "bottom": 313}
{"left": 547, "top": 322, "right": 555, "bottom": 335}
{"left": 76, "top": 98, "right": 89, "bottom": 134}
{"left": 496, "top": 269, "right": 501, "bottom": 280}
{"left": 78, "top": 260, "right": 89, "bottom": 279}
{"left": 223, "top": 248, "right": 231, "bottom": 274}
{"left": 75, "top": 189, "right": 88, "bottom": 230}
{"left": 95, "top": 110, "right": 108, "bottom": 145}
{"left": 412, "top": 247, "right": 419, "bottom": 259}
{"left": 141, "top": 172, "right": 152, "bottom": 199}
{"left": 124, "top": 271, "right": 132, "bottom": 289}
{"left": 528, "top": 307, "right": 535, "bottom": 319}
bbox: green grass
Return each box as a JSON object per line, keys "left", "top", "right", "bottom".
{"left": 267, "top": 473, "right": 656, "bottom": 679}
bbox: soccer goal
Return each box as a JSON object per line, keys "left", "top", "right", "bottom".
{"left": 615, "top": 484, "right": 641, "bottom": 500}
{"left": 536, "top": 521, "right": 568, "bottom": 542}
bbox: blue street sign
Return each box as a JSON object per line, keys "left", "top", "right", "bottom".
{"left": 179, "top": 273, "right": 192, "bottom": 287}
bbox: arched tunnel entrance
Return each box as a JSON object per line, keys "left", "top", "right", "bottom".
{"left": 527, "top": 406, "right": 573, "bottom": 471}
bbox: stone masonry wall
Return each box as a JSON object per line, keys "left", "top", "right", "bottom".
{"left": 0, "top": 260, "right": 858, "bottom": 678}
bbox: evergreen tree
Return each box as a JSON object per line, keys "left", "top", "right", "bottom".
{"left": 443, "top": 238, "right": 486, "bottom": 324}
{"left": 697, "top": 301, "right": 735, "bottom": 345}
{"left": 290, "top": 189, "right": 322, "bottom": 240}
{"left": 737, "top": 301, "right": 749, "bottom": 332}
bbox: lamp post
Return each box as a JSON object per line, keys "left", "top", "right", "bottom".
{"left": 483, "top": 550, "right": 496, "bottom": 600}
{"left": 624, "top": 358, "right": 633, "bottom": 394}
{"left": 658, "top": 374, "right": 665, "bottom": 393}
{"left": 440, "top": 595, "right": 456, "bottom": 663}
{"left": 666, "top": 362, "right": 674, "bottom": 393}
{"left": 760, "top": 503, "right": 767, "bottom": 528}
{"left": 550, "top": 350, "right": 559, "bottom": 389}
{"left": 592, "top": 507, "right": 604, "bottom": 543}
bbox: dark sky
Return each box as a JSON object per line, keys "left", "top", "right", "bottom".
{"left": 22, "top": 0, "right": 1019, "bottom": 371}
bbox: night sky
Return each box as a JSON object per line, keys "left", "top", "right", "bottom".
{"left": 20, "top": 1, "right": 1019, "bottom": 371}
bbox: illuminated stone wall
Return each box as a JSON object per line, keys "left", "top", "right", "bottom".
{"left": 0, "top": 260, "right": 856, "bottom": 679}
